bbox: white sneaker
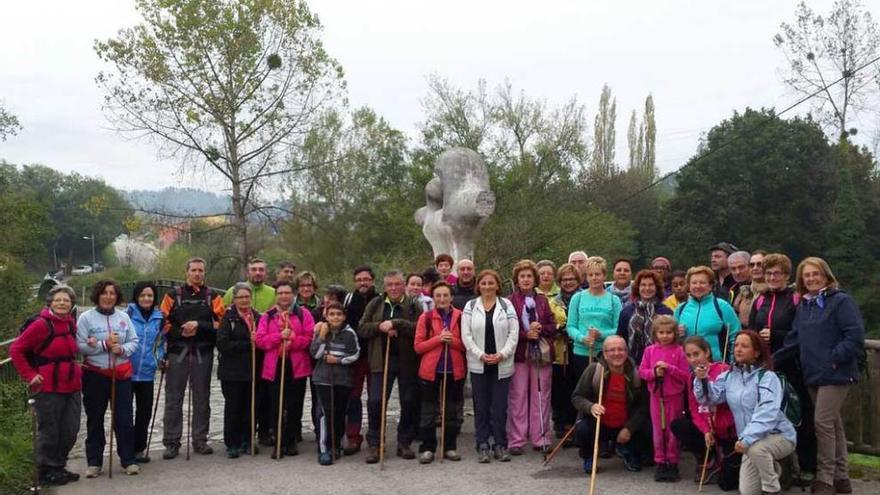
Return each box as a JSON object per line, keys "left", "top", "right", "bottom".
{"left": 85, "top": 466, "right": 101, "bottom": 478}
{"left": 125, "top": 464, "right": 140, "bottom": 475}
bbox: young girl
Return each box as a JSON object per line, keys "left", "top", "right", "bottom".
{"left": 638, "top": 315, "right": 689, "bottom": 482}
{"left": 310, "top": 302, "right": 360, "bottom": 465}
{"left": 671, "top": 336, "right": 738, "bottom": 489}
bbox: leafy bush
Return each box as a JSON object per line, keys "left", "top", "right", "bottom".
{"left": 0, "top": 381, "right": 34, "bottom": 495}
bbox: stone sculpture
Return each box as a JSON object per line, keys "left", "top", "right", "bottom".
{"left": 415, "top": 147, "right": 495, "bottom": 265}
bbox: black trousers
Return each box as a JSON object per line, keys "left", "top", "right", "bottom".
{"left": 269, "top": 360, "right": 307, "bottom": 450}
{"left": 315, "top": 384, "right": 350, "bottom": 455}
{"left": 419, "top": 376, "right": 464, "bottom": 452}
{"left": 82, "top": 369, "right": 135, "bottom": 468}
{"left": 574, "top": 418, "right": 650, "bottom": 462}
{"left": 33, "top": 391, "right": 81, "bottom": 468}
{"left": 471, "top": 366, "right": 510, "bottom": 449}
{"left": 551, "top": 362, "right": 577, "bottom": 434}
{"left": 131, "top": 380, "right": 154, "bottom": 454}
{"left": 256, "top": 377, "right": 272, "bottom": 440}
{"left": 221, "top": 380, "right": 252, "bottom": 450}
{"left": 366, "top": 359, "right": 419, "bottom": 448}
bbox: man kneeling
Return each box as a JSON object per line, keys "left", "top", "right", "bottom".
{"left": 571, "top": 335, "right": 650, "bottom": 473}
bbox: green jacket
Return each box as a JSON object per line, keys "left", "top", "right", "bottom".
{"left": 571, "top": 357, "right": 649, "bottom": 434}
{"left": 222, "top": 282, "right": 276, "bottom": 313}
{"left": 357, "top": 294, "right": 422, "bottom": 375}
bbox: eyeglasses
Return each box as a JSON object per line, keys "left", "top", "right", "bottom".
{"left": 765, "top": 270, "right": 787, "bottom": 278}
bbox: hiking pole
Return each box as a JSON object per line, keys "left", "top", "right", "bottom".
{"left": 699, "top": 377, "right": 714, "bottom": 492}
{"left": 589, "top": 363, "right": 605, "bottom": 495}
{"left": 657, "top": 375, "right": 667, "bottom": 469}
{"left": 276, "top": 330, "right": 288, "bottom": 460}
{"left": 543, "top": 419, "right": 580, "bottom": 466}
{"left": 379, "top": 333, "right": 391, "bottom": 471}
{"left": 28, "top": 397, "right": 39, "bottom": 494}
{"left": 439, "top": 342, "right": 449, "bottom": 463}
{"left": 250, "top": 317, "right": 256, "bottom": 457}
{"left": 145, "top": 364, "right": 165, "bottom": 459}
{"left": 534, "top": 342, "right": 548, "bottom": 454}
{"left": 186, "top": 345, "right": 193, "bottom": 461}
{"left": 330, "top": 360, "right": 337, "bottom": 463}
{"left": 109, "top": 350, "right": 116, "bottom": 479}
{"left": 721, "top": 324, "right": 731, "bottom": 365}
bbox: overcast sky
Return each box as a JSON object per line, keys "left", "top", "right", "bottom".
{"left": 0, "top": 0, "right": 874, "bottom": 192}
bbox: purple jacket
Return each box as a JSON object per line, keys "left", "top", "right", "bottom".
{"left": 509, "top": 291, "right": 557, "bottom": 362}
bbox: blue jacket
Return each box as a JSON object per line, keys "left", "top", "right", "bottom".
{"left": 126, "top": 304, "right": 166, "bottom": 382}
{"left": 695, "top": 365, "right": 797, "bottom": 448}
{"left": 674, "top": 293, "right": 741, "bottom": 363}
{"left": 781, "top": 288, "right": 864, "bottom": 386}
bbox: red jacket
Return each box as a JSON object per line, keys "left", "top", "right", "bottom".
{"left": 414, "top": 308, "right": 466, "bottom": 381}
{"left": 688, "top": 361, "right": 736, "bottom": 439}
{"left": 11, "top": 308, "right": 82, "bottom": 393}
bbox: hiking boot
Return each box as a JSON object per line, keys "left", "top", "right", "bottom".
{"left": 667, "top": 463, "right": 680, "bottom": 482}
{"left": 365, "top": 446, "right": 380, "bottom": 464}
{"left": 582, "top": 457, "right": 594, "bottom": 474}
{"left": 240, "top": 443, "right": 258, "bottom": 455}
{"left": 397, "top": 445, "right": 415, "bottom": 460}
{"left": 617, "top": 445, "right": 642, "bottom": 472}
{"left": 193, "top": 443, "right": 214, "bottom": 455}
{"left": 834, "top": 479, "right": 853, "bottom": 494}
{"left": 59, "top": 468, "right": 80, "bottom": 482}
{"left": 134, "top": 451, "right": 151, "bottom": 464}
{"left": 259, "top": 434, "right": 275, "bottom": 447}
{"left": 343, "top": 441, "right": 362, "bottom": 456}
{"left": 478, "top": 446, "right": 491, "bottom": 463}
{"left": 39, "top": 468, "right": 68, "bottom": 486}
{"left": 124, "top": 464, "right": 140, "bottom": 476}
{"left": 655, "top": 463, "right": 669, "bottom": 482}
{"left": 318, "top": 452, "right": 333, "bottom": 466}
{"left": 226, "top": 447, "right": 240, "bottom": 459}
{"left": 85, "top": 466, "right": 101, "bottom": 478}
{"left": 162, "top": 444, "right": 179, "bottom": 460}
{"left": 494, "top": 445, "right": 511, "bottom": 462}
{"left": 444, "top": 450, "right": 461, "bottom": 461}
{"left": 418, "top": 451, "right": 434, "bottom": 464}
{"left": 508, "top": 446, "right": 524, "bottom": 456}
{"left": 811, "top": 480, "right": 834, "bottom": 495}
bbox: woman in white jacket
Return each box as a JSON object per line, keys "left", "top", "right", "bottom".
{"left": 461, "top": 269, "right": 519, "bottom": 463}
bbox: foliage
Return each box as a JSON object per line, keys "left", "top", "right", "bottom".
{"left": 95, "top": 0, "right": 345, "bottom": 269}
{"left": 591, "top": 84, "right": 617, "bottom": 179}
{"left": 774, "top": 0, "right": 880, "bottom": 137}
{"left": 0, "top": 254, "right": 38, "bottom": 340}
{"left": 0, "top": 381, "right": 32, "bottom": 495}
{"left": 0, "top": 102, "right": 22, "bottom": 142}
{"left": 0, "top": 164, "right": 54, "bottom": 264}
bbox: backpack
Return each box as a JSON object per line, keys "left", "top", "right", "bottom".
{"left": 18, "top": 314, "right": 76, "bottom": 380}
{"left": 757, "top": 369, "right": 802, "bottom": 427}
{"left": 679, "top": 295, "right": 731, "bottom": 363}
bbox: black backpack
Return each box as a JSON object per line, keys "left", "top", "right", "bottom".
{"left": 18, "top": 314, "right": 76, "bottom": 372}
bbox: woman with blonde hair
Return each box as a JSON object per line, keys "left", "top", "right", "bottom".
{"left": 566, "top": 256, "right": 622, "bottom": 381}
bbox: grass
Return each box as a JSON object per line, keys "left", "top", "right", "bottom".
{"left": 849, "top": 453, "right": 880, "bottom": 480}
{"left": 0, "top": 381, "right": 34, "bottom": 495}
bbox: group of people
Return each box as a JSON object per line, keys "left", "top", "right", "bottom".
{"left": 10, "top": 244, "right": 866, "bottom": 495}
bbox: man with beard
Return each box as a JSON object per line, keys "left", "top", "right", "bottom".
{"left": 451, "top": 259, "right": 478, "bottom": 310}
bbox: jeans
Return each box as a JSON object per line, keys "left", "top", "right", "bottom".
{"left": 471, "top": 366, "right": 510, "bottom": 449}
{"left": 82, "top": 369, "right": 135, "bottom": 467}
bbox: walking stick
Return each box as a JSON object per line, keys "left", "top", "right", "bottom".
{"left": 330, "top": 364, "right": 336, "bottom": 463}
{"left": 186, "top": 345, "right": 193, "bottom": 461}
{"left": 657, "top": 376, "right": 668, "bottom": 467}
{"left": 28, "top": 397, "right": 39, "bottom": 494}
{"left": 276, "top": 328, "right": 288, "bottom": 460}
{"left": 379, "top": 333, "right": 391, "bottom": 471}
{"left": 543, "top": 419, "right": 579, "bottom": 466}
{"left": 145, "top": 365, "right": 165, "bottom": 459}
{"left": 721, "top": 324, "right": 730, "bottom": 365}
{"left": 439, "top": 342, "right": 449, "bottom": 463}
{"left": 699, "top": 378, "right": 715, "bottom": 492}
{"left": 534, "top": 342, "right": 548, "bottom": 454}
{"left": 109, "top": 351, "right": 116, "bottom": 479}
{"left": 589, "top": 364, "right": 605, "bottom": 495}
{"left": 249, "top": 316, "right": 256, "bottom": 457}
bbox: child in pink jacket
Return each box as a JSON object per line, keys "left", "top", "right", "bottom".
{"left": 256, "top": 282, "right": 315, "bottom": 458}
{"left": 639, "top": 315, "right": 689, "bottom": 482}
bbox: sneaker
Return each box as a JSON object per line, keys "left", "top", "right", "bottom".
{"left": 226, "top": 447, "right": 240, "bottom": 459}
{"left": 193, "top": 443, "right": 214, "bottom": 455}
{"left": 444, "top": 450, "right": 461, "bottom": 461}
{"left": 365, "top": 446, "right": 380, "bottom": 464}
{"left": 124, "top": 464, "right": 140, "bottom": 476}
{"left": 508, "top": 446, "right": 524, "bottom": 456}
{"left": 494, "top": 445, "right": 511, "bottom": 462}
{"left": 617, "top": 446, "right": 642, "bottom": 472}
{"left": 419, "top": 451, "right": 434, "bottom": 464}
{"left": 477, "top": 446, "right": 491, "bottom": 464}
{"left": 667, "top": 463, "right": 681, "bottom": 482}
{"left": 834, "top": 479, "right": 853, "bottom": 494}
{"left": 318, "top": 452, "right": 333, "bottom": 466}
{"left": 655, "top": 463, "right": 668, "bottom": 482}
{"left": 85, "top": 466, "right": 101, "bottom": 478}
{"left": 162, "top": 444, "right": 179, "bottom": 460}
{"left": 397, "top": 445, "right": 415, "bottom": 460}
{"left": 583, "top": 457, "right": 594, "bottom": 474}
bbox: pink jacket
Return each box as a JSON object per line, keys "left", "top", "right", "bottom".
{"left": 256, "top": 307, "right": 314, "bottom": 381}
{"left": 638, "top": 342, "right": 690, "bottom": 398}
{"left": 688, "top": 362, "right": 737, "bottom": 439}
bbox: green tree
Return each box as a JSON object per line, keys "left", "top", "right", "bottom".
{"left": 95, "top": 0, "right": 345, "bottom": 270}
{"left": 591, "top": 84, "right": 617, "bottom": 179}
{"left": 0, "top": 102, "right": 21, "bottom": 142}
{"left": 642, "top": 95, "right": 656, "bottom": 177}
{"left": 0, "top": 163, "right": 53, "bottom": 264}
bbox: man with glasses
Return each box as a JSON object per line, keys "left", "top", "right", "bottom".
{"left": 342, "top": 266, "right": 379, "bottom": 455}
{"left": 568, "top": 251, "right": 589, "bottom": 290}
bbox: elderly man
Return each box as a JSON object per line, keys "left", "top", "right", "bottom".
{"left": 451, "top": 259, "right": 477, "bottom": 310}
{"left": 359, "top": 270, "right": 422, "bottom": 463}
{"left": 568, "top": 251, "right": 590, "bottom": 290}
{"left": 727, "top": 250, "right": 754, "bottom": 326}
{"left": 571, "top": 335, "right": 649, "bottom": 474}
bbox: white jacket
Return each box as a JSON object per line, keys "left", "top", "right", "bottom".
{"left": 461, "top": 297, "right": 519, "bottom": 379}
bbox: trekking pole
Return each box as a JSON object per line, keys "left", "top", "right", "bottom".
{"left": 28, "top": 397, "right": 39, "bottom": 494}
{"left": 379, "top": 333, "right": 391, "bottom": 471}
{"left": 534, "top": 342, "right": 547, "bottom": 454}
{"left": 589, "top": 363, "right": 605, "bottom": 495}
{"left": 145, "top": 364, "right": 165, "bottom": 459}
{"left": 721, "top": 324, "right": 730, "bottom": 365}
{"left": 330, "top": 363, "right": 336, "bottom": 463}
{"left": 657, "top": 375, "right": 667, "bottom": 468}
{"left": 186, "top": 345, "right": 193, "bottom": 461}
{"left": 250, "top": 317, "right": 256, "bottom": 457}
{"left": 699, "top": 378, "right": 715, "bottom": 492}
{"left": 543, "top": 419, "right": 579, "bottom": 466}
{"left": 276, "top": 329, "right": 288, "bottom": 460}
{"left": 439, "top": 342, "right": 449, "bottom": 463}
{"left": 109, "top": 350, "right": 116, "bottom": 479}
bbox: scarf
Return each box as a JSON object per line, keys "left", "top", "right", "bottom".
{"left": 520, "top": 293, "right": 536, "bottom": 332}
{"left": 627, "top": 300, "right": 656, "bottom": 363}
